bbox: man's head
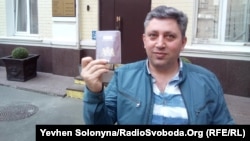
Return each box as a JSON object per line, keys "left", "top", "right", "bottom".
{"left": 144, "top": 5, "right": 188, "bottom": 37}
{"left": 142, "top": 5, "right": 188, "bottom": 70}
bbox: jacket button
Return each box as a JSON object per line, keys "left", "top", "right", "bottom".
{"left": 136, "top": 103, "right": 140, "bottom": 107}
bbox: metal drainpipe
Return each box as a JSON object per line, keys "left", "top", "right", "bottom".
{"left": 76, "top": 0, "right": 80, "bottom": 49}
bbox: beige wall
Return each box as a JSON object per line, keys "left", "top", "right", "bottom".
{"left": 80, "top": 0, "right": 99, "bottom": 41}
{"left": 38, "top": 0, "right": 53, "bottom": 39}
{"left": 36, "top": 0, "right": 99, "bottom": 41}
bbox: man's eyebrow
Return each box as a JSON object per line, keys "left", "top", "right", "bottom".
{"left": 147, "top": 30, "right": 176, "bottom": 34}
{"left": 146, "top": 30, "right": 158, "bottom": 33}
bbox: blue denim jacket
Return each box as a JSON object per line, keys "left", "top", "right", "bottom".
{"left": 83, "top": 60, "right": 234, "bottom": 125}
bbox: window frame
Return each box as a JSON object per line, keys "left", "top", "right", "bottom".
{"left": 14, "top": 0, "right": 38, "bottom": 36}
{"left": 193, "top": 0, "right": 250, "bottom": 46}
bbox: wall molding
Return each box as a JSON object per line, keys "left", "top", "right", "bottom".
{"left": 1, "top": 37, "right": 250, "bottom": 61}
{"left": 181, "top": 44, "right": 250, "bottom": 61}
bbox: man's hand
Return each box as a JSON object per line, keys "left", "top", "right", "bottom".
{"left": 81, "top": 57, "right": 109, "bottom": 93}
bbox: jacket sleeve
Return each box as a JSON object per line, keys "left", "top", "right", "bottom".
{"left": 212, "top": 78, "right": 235, "bottom": 124}
{"left": 83, "top": 76, "right": 118, "bottom": 124}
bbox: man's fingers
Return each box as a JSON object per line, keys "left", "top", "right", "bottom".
{"left": 81, "top": 57, "right": 109, "bottom": 69}
{"left": 81, "top": 57, "right": 110, "bottom": 77}
{"left": 81, "top": 57, "right": 93, "bottom": 69}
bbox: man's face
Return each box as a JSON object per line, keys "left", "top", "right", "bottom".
{"left": 143, "top": 18, "right": 186, "bottom": 69}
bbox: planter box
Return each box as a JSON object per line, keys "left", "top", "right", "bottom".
{"left": 1, "top": 54, "right": 40, "bottom": 82}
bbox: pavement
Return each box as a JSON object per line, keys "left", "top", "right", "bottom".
{"left": 0, "top": 66, "right": 250, "bottom": 141}
{"left": 0, "top": 66, "right": 84, "bottom": 141}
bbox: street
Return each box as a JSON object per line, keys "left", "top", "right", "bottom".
{"left": 0, "top": 85, "right": 84, "bottom": 141}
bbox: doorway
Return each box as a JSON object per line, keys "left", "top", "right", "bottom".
{"left": 99, "top": 0, "right": 151, "bottom": 64}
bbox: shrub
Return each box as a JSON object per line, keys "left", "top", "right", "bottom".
{"left": 181, "top": 56, "right": 192, "bottom": 63}
{"left": 11, "top": 47, "right": 29, "bottom": 59}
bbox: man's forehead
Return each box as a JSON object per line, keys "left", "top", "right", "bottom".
{"left": 145, "top": 19, "right": 180, "bottom": 32}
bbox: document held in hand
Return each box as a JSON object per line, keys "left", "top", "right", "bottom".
{"left": 96, "top": 30, "right": 121, "bottom": 64}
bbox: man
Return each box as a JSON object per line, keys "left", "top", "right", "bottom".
{"left": 81, "top": 5, "right": 234, "bottom": 124}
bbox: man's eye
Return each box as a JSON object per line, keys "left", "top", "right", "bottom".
{"left": 149, "top": 34, "right": 157, "bottom": 38}
{"left": 166, "top": 35, "right": 175, "bottom": 40}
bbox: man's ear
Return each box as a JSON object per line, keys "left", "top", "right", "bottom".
{"left": 181, "top": 37, "right": 187, "bottom": 51}
{"left": 142, "top": 34, "right": 146, "bottom": 48}
{"left": 142, "top": 34, "right": 146, "bottom": 41}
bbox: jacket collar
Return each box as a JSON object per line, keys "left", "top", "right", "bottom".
{"left": 145, "top": 58, "right": 184, "bottom": 85}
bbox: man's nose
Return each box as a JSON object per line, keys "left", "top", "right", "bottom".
{"left": 156, "top": 36, "right": 165, "bottom": 47}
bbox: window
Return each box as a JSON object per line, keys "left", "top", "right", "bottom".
{"left": 15, "top": 0, "right": 38, "bottom": 35}
{"left": 194, "top": 0, "right": 250, "bottom": 45}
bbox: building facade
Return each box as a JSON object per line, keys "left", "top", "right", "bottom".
{"left": 0, "top": 0, "right": 249, "bottom": 97}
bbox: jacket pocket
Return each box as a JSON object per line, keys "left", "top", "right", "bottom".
{"left": 119, "top": 91, "right": 141, "bottom": 107}
{"left": 194, "top": 100, "right": 214, "bottom": 123}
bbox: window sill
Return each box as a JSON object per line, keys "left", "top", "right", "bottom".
{"left": 0, "top": 36, "right": 42, "bottom": 44}
{"left": 182, "top": 44, "right": 250, "bottom": 61}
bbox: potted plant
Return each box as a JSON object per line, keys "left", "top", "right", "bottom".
{"left": 181, "top": 56, "right": 192, "bottom": 63}
{"left": 0, "top": 47, "right": 40, "bottom": 82}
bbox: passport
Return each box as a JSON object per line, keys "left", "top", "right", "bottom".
{"left": 96, "top": 30, "right": 121, "bottom": 64}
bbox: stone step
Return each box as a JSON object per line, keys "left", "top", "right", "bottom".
{"left": 74, "top": 75, "right": 85, "bottom": 85}
{"left": 66, "top": 83, "right": 84, "bottom": 99}
{"left": 67, "top": 71, "right": 114, "bottom": 99}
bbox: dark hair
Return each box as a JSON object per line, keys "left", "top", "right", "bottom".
{"left": 144, "top": 5, "right": 188, "bottom": 37}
